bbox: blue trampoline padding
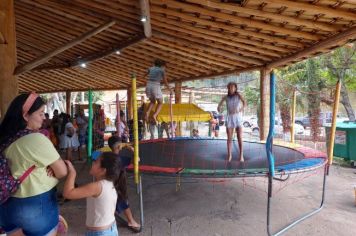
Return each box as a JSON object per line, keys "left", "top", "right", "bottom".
{"left": 276, "top": 158, "right": 326, "bottom": 171}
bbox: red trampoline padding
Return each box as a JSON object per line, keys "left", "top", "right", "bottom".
{"left": 295, "top": 147, "right": 327, "bottom": 159}
{"left": 127, "top": 164, "right": 183, "bottom": 174}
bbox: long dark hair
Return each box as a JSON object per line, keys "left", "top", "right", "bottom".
{"left": 227, "top": 82, "right": 238, "bottom": 96}
{"left": 100, "top": 152, "right": 128, "bottom": 201}
{"left": 0, "top": 93, "right": 45, "bottom": 145}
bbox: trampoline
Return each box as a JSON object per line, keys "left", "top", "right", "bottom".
{"left": 126, "top": 138, "right": 327, "bottom": 177}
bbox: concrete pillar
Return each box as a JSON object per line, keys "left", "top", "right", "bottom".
{"left": 0, "top": 0, "right": 18, "bottom": 119}
{"left": 260, "top": 68, "right": 271, "bottom": 141}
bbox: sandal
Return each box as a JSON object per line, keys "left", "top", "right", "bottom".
{"left": 128, "top": 225, "right": 141, "bottom": 233}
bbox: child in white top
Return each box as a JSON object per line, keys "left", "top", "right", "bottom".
{"left": 218, "top": 82, "right": 246, "bottom": 163}
{"left": 63, "top": 152, "right": 126, "bottom": 236}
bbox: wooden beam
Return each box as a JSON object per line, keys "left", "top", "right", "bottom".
{"left": 259, "top": 68, "right": 271, "bottom": 141}
{"left": 153, "top": 31, "right": 265, "bottom": 65}
{"left": 186, "top": 0, "right": 339, "bottom": 32}
{"left": 151, "top": 4, "right": 304, "bottom": 48}
{"left": 267, "top": 26, "right": 356, "bottom": 69}
{"left": 153, "top": 0, "right": 320, "bottom": 41}
{"left": 151, "top": 14, "right": 287, "bottom": 54}
{"left": 266, "top": 0, "right": 356, "bottom": 21}
{"left": 139, "top": 0, "right": 152, "bottom": 38}
{"left": 0, "top": 32, "right": 4, "bottom": 44}
{"left": 35, "top": 34, "right": 145, "bottom": 71}
{"left": 0, "top": 0, "right": 18, "bottom": 118}
{"left": 66, "top": 91, "right": 71, "bottom": 114}
{"left": 177, "top": 66, "right": 263, "bottom": 83}
{"left": 14, "top": 20, "right": 116, "bottom": 75}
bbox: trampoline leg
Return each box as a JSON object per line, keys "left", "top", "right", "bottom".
{"left": 137, "top": 175, "right": 144, "bottom": 232}
{"left": 267, "top": 166, "right": 327, "bottom": 236}
{"left": 176, "top": 174, "right": 181, "bottom": 192}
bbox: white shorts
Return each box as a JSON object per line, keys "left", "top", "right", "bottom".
{"left": 146, "top": 81, "right": 162, "bottom": 100}
{"left": 226, "top": 113, "right": 242, "bottom": 128}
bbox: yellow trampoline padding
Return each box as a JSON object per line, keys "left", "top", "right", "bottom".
{"left": 145, "top": 103, "right": 211, "bottom": 122}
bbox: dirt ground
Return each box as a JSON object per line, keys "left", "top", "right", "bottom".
{"left": 58, "top": 160, "right": 356, "bottom": 236}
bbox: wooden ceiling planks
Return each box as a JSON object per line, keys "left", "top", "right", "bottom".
{"left": 14, "top": 0, "right": 356, "bottom": 93}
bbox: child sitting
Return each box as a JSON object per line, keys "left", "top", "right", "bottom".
{"left": 108, "top": 136, "right": 141, "bottom": 233}
{"left": 63, "top": 152, "right": 123, "bottom": 236}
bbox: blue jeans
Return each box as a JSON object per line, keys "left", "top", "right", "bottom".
{"left": 86, "top": 222, "right": 119, "bottom": 236}
{"left": 0, "top": 188, "right": 58, "bottom": 236}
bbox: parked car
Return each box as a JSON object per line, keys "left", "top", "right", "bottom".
{"left": 295, "top": 112, "right": 348, "bottom": 128}
{"left": 243, "top": 115, "right": 258, "bottom": 128}
{"left": 251, "top": 119, "right": 305, "bottom": 135}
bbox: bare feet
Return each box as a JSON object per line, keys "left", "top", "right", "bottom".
{"left": 239, "top": 155, "right": 244, "bottom": 162}
{"left": 227, "top": 155, "right": 232, "bottom": 162}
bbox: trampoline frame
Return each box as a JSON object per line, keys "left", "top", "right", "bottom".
{"left": 129, "top": 71, "right": 337, "bottom": 235}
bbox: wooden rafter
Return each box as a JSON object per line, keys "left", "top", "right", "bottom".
{"left": 268, "top": 26, "right": 356, "bottom": 69}
{"left": 153, "top": 0, "right": 320, "bottom": 41}
{"left": 36, "top": 34, "right": 144, "bottom": 71}
{"left": 188, "top": 0, "right": 340, "bottom": 32}
{"left": 139, "top": 0, "right": 152, "bottom": 38}
{"left": 14, "top": 20, "right": 115, "bottom": 75}
{"left": 266, "top": 0, "right": 356, "bottom": 21}
{"left": 151, "top": 5, "right": 305, "bottom": 48}
{"left": 154, "top": 31, "right": 264, "bottom": 65}
{"left": 151, "top": 15, "right": 287, "bottom": 54}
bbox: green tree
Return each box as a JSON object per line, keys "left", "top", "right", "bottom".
{"left": 320, "top": 43, "right": 356, "bottom": 121}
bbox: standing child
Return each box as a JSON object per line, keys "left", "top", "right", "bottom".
{"left": 108, "top": 136, "right": 141, "bottom": 233}
{"left": 218, "top": 82, "right": 246, "bottom": 163}
{"left": 63, "top": 152, "right": 123, "bottom": 236}
{"left": 143, "top": 59, "right": 173, "bottom": 123}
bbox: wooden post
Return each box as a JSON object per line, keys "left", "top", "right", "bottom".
{"left": 127, "top": 88, "right": 133, "bottom": 120}
{"left": 260, "top": 68, "right": 271, "bottom": 141}
{"left": 66, "top": 91, "right": 71, "bottom": 115}
{"left": 175, "top": 82, "right": 182, "bottom": 136}
{"left": 0, "top": 0, "right": 18, "bottom": 119}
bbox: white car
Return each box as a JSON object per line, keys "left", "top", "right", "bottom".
{"left": 243, "top": 115, "right": 258, "bottom": 128}
{"left": 251, "top": 119, "right": 305, "bottom": 135}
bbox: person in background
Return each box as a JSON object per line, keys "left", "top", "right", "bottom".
{"left": 51, "top": 109, "right": 61, "bottom": 148}
{"left": 143, "top": 59, "right": 173, "bottom": 124}
{"left": 76, "top": 109, "right": 88, "bottom": 161}
{"left": 218, "top": 82, "right": 246, "bottom": 162}
{"left": 210, "top": 112, "right": 220, "bottom": 138}
{"left": 0, "top": 92, "right": 67, "bottom": 236}
{"left": 192, "top": 128, "right": 200, "bottom": 138}
{"left": 108, "top": 136, "right": 141, "bottom": 233}
{"left": 59, "top": 114, "right": 80, "bottom": 162}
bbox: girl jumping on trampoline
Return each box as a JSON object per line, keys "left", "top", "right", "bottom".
{"left": 218, "top": 82, "right": 246, "bottom": 163}
{"left": 143, "top": 59, "right": 173, "bottom": 123}
{"left": 63, "top": 152, "right": 125, "bottom": 236}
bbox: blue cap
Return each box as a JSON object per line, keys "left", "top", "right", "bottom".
{"left": 91, "top": 151, "right": 102, "bottom": 161}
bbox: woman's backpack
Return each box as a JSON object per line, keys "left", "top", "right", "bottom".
{"left": 0, "top": 129, "right": 36, "bottom": 204}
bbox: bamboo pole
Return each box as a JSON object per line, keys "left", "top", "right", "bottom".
{"left": 131, "top": 74, "right": 140, "bottom": 184}
{"left": 290, "top": 89, "right": 297, "bottom": 143}
{"left": 327, "top": 80, "right": 342, "bottom": 167}
{"left": 15, "top": 20, "right": 115, "bottom": 75}
{"left": 87, "top": 89, "right": 93, "bottom": 163}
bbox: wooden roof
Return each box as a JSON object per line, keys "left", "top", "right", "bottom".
{"left": 15, "top": 0, "right": 356, "bottom": 93}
